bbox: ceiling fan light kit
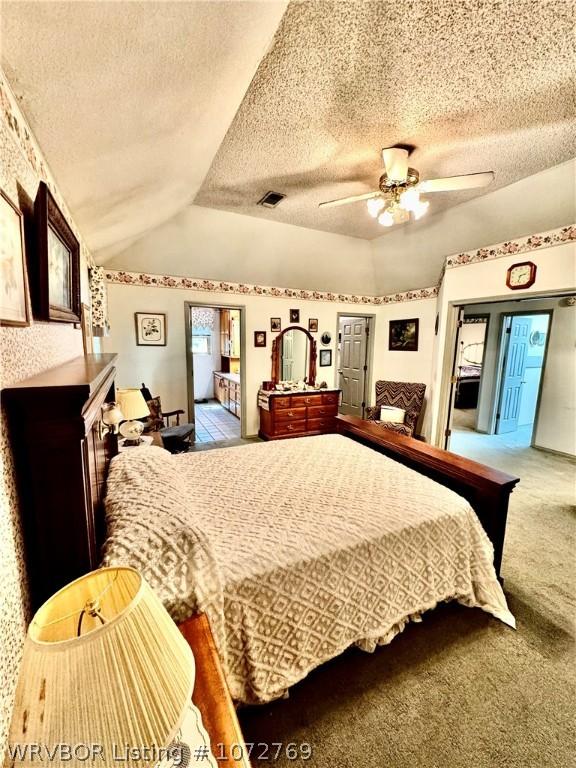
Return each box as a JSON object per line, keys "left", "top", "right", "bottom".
{"left": 319, "top": 147, "right": 495, "bottom": 229}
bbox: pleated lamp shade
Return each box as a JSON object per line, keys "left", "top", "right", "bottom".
{"left": 8, "top": 567, "right": 194, "bottom": 768}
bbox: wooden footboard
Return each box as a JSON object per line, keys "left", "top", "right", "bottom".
{"left": 336, "top": 415, "right": 519, "bottom": 580}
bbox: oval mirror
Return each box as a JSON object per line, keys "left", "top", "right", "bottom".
{"left": 321, "top": 331, "right": 332, "bottom": 346}
{"left": 271, "top": 326, "right": 317, "bottom": 385}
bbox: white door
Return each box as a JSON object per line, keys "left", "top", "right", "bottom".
{"left": 338, "top": 316, "right": 369, "bottom": 416}
{"left": 496, "top": 316, "right": 531, "bottom": 434}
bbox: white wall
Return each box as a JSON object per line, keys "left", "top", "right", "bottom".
{"left": 535, "top": 304, "right": 576, "bottom": 456}
{"left": 371, "top": 160, "right": 576, "bottom": 293}
{"left": 431, "top": 241, "right": 576, "bottom": 454}
{"left": 371, "top": 299, "right": 437, "bottom": 437}
{"left": 99, "top": 204, "right": 375, "bottom": 295}
{"left": 103, "top": 283, "right": 437, "bottom": 438}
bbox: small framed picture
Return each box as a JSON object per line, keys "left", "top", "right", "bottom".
{"left": 254, "top": 331, "right": 267, "bottom": 347}
{"left": 34, "top": 181, "right": 81, "bottom": 323}
{"left": 0, "top": 189, "right": 30, "bottom": 326}
{"left": 308, "top": 318, "right": 318, "bottom": 333}
{"left": 135, "top": 312, "right": 167, "bottom": 346}
{"left": 319, "top": 349, "right": 332, "bottom": 367}
{"left": 270, "top": 317, "right": 281, "bottom": 332}
{"left": 389, "top": 318, "right": 419, "bottom": 351}
{"left": 290, "top": 309, "right": 300, "bottom": 323}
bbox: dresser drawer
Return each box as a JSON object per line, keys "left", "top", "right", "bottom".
{"left": 275, "top": 419, "right": 307, "bottom": 436}
{"left": 307, "top": 417, "right": 336, "bottom": 432}
{"left": 307, "top": 404, "right": 338, "bottom": 418}
{"left": 292, "top": 394, "right": 322, "bottom": 407}
{"left": 275, "top": 407, "right": 307, "bottom": 422}
{"left": 322, "top": 392, "right": 340, "bottom": 405}
{"left": 271, "top": 396, "right": 291, "bottom": 410}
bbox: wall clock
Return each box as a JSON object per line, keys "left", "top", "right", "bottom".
{"left": 506, "top": 261, "right": 537, "bottom": 290}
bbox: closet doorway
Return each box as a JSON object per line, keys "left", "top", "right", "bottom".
{"left": 336, "top": 313, "right": 375, "bottom": 417}
{"left": 185, "top": 302, "right": 246, "bottom": 445}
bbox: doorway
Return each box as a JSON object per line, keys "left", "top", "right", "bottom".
{"left": 447, "top": 303, "right": 552, "bottom": 457}
{"left": 336, "top": 314, "right": 374, "bottom": 417}
{"left": 185, "top": 302, "right": 246, "bottom": 444}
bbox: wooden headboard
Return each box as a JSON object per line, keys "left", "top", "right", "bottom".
{"left": 3, "top": 354, "right": 118, "bottom": 610}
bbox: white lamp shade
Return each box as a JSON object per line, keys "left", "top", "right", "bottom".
{"left": 116, "top": 388, "right": 149, "bottom": 420}
{"left": 8, "top": 568, "right": 194, "bottom": 768}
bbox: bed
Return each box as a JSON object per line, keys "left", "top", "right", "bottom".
{"left": 103, "top": 432, "right": 515, "bottom": 704}
{"left": 4, "top": 355, "right": 518, "bottom": 707}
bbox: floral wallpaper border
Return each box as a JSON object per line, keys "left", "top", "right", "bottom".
{"left": 443, "top": 225, "right": 575, "bottom": 270}
{"left": 103, "top": 269, "right": 438, "bottom": 306}
{"left": 104, "top": 224, "right": 574, "bottom": 306}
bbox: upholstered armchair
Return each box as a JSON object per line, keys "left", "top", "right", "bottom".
{"left": 365, "top": 380, "right": 426, "bottom": 438}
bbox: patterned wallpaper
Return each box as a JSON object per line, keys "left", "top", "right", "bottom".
{"left": 0, "top": 72, "right": 89, "bottom": 762}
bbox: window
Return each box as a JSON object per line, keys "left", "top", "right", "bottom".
{"left": 192, "top": 334, "right": 211, "bottom": 354}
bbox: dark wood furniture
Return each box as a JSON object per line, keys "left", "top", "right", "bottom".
{"left": 336, "top": 415, "right": 519, "bottom": 579}
{"left": 271, "top": 325, "right": 317, "bottom": 385}
{"left": 259, "top": 389, "right": 341, "bottom": 440}
{"left": 179, "top": 614, "right": 250, "bottom": 768}
{"left": 2, "top": 353, "right": 118, "bottom": 609}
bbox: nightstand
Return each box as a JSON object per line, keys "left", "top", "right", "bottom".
{"left": 179, "top": 614, "right": 251, "bottom": 768}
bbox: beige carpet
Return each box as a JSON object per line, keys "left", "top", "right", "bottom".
{"left": 238, "top": 438, "right": 575, "bottom": 767}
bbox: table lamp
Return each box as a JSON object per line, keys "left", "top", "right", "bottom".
{"left": 116, "top": 388, "right": 150, "bottom": 445}
{"left": 7, "top": 567, "right": 213, "bottom": 768}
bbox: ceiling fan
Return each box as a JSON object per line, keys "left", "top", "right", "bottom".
{"left": 318, "top": 147, "right": 495, "bottom": 227}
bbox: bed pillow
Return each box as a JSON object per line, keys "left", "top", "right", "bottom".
{"left": 380, "top": 405, "right": 405, "bottom": 424}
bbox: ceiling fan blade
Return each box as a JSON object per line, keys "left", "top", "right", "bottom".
{"left": 382, "top": 147, "right": 409, "bottom": 183}
{"left": 418, "top": 171, "right": 495, "bottom": 193}
{"left": 318, "top": 191, "right": 380, "bottom": 209}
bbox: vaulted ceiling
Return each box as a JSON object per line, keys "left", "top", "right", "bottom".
{"left": 2, "top": 0, "right": 575, "bottom": 282}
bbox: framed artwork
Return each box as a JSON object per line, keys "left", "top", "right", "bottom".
{"left": 270, "top": 317, "right": 281, "bottom": 332}
{"left": 254, "top": 331, "right": 267, "bottom": 347}
{"left": 321, "top": 331, "right": 332, "bottom": 346}
{"left": 34, "top": 181, "right": 81, "bottom": 323}
{"left": 80, "top": 303, "right": 93, "bottom": 355}
{"left": 0, "top": 189, "right": 30, "bottom": 326}
{"left": 135, "top": 312, "right": 167, "bottom": 346}
{"left": 308, "top": 318, "right": 318, "bottom": 332}
{"left": 290, "top": 309, "right": 300, "bottom": 323}
{"left": 389, "top": 318, "right": 419, "bottom": 351}
{"left": 319, "top": 349, "right": 332, "bottom": 367}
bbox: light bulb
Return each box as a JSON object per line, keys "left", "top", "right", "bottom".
{"left": 378, "top": 209, "right": 395, "bottom": 227}
{"left": 367, "top": 197, "right": 385, "bottom": 218}
{"left": 413, "top": 200, "right": 430, "bottom": 220}
{"left": 399, "top": 187, "right": 420, "bottom": 212}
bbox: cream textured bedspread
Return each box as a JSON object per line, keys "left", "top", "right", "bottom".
{"left": 103, "top": 434, "right": 514, "bottom": 703}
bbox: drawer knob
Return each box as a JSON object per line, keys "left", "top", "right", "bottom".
{"left": 288, "top": 425, "right": 294, "bottom": 430}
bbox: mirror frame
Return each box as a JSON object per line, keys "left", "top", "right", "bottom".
{"left": 271, "top": 325, "right": 317, "bottom": 385}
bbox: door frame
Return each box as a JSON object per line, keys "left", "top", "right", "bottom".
{"left": 439, "top": 295, "right": 565, "bottom": 449}
{"left": 184, "top": 300, "right": 247, "bottom": 438}
{"left": 491, "top": 309, "right": 553, "bottom": 440}
{"left": 335, "top": 312, "right": 376, "bottom": 418}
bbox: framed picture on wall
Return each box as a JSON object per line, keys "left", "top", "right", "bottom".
{"left": 319, "top": 349, "right": 332, "bottom": 367}
{"left": 0, "top": 188, "right": 30, "bottom": 326}
{"left": 389, "top": 318, "right": 419, "bottom": 351}
{"left": 290, "top": 309, "right": 300, "bottom": 323}
{"left": 308, "top": 318, "right": 318, "bottom": 332}
{"left": 135, "top": 312, "right": 167, "bottom": 346}
{"left": 270, "top": 317, "right": 281, "bottom": 332}
{"left": 34, "top": 181, "right": 81, "bottom": 323}
{"left": 254, "top": 331, "right": 267, "bottom": 347}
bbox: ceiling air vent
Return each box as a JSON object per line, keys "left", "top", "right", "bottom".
{"left": 257, "top": 191, "right": 285, "bottom": 208}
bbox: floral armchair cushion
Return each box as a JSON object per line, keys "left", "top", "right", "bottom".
{"left": 366, "top": 380, "right": 426, "bottom": 437}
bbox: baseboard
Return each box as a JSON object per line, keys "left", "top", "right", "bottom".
{"left": 531, "top": 444, "right": 576, "bottom": 460}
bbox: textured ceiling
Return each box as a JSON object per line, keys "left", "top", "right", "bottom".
{"left": 0, "top": 0, "right": 287, "bottom": 257}
{"left": 195, "top": 0, "right": 576, "bottom": 240}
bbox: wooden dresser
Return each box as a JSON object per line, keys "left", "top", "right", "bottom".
{"left": 258, "top": 389, "right": 341, "bottom": 440}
